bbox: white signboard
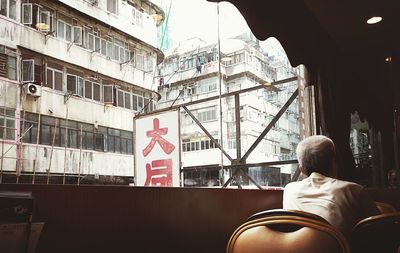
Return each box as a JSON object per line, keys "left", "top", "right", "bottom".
{"left": 134, "top": 110, "right": 180, "bottom": 187}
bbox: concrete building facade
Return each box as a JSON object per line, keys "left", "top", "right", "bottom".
{"left": 156, "top": 35, "right": 304, "bottom": 188}
{"left": 0, "top": 0, "right": 164, "bottom": 184}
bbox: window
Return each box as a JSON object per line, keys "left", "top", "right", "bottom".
{"left": 22, "top": 60, "right": 34, "bottom": 82}
{"left": 197, "top": 108, "right": 217, "bottom": 122}
{"left": 0, "top": 45, "right": 17, "bottom": 80}
{"left": 182, "top": 137, "right": 220, "bottom": 152}
{"left": 95, "top": 126, "right": 107, "bottom": 152}
{"left": 84, "top": 80, "right": 92, "bottom": 99}
{"left": 46, "top": 67, "right": 63, "bottom": 91}
{"left": 38, "top": 10, "right": 51, "bottom": 32}
{"left": 124, "top": 92, "right": 131, "bottom": 109}
{"left": 66, "top": 74, "right": 83, "bottom": 96}
{"left": 0, "top": 107, "right": 15, "bottom": 140}
{"left": 103, "top": 85, "right": 114, "bottom": 104}
{"left": 146, "top": 53, "right": 153, "bottom": 72}
{"left": 81, "top": 79, "right": 102, "bottom": 102}
{"left": 135, "top": 50, "right": 144, "bottom": 70}
{"left": 107, "top": 0, "right": 117, "bottom": 14}
{"left": 73, "top": 26, "right": 83, "bottom": 45}
{"left": 117, "top": 89, "right": 124, "bottom": 108}
{"left": 101, "top": 39, "right": 107, "bottom": 56}
{"left": 132, "top": 7, "right": 143, "bottom": 27}
{"left": 0, "top": 0, "right": 16, "bottom": 20}
{"left": 132, "top": 94, "right": 138, "bottom": 111}
{"left": 107, "top": 129, "right": 133, "bottom": 154}
{"left": 93, "top": 82, "right": 101, "bottom": 102}
{"left": 22, "top": 112, "right": 38, "bottom": 144}
{"left": 137, "top": 96, "right": 143, "bottom": 111}
{"left": 22, "top": 113, "right": 133, "bottom": 154}
{"left": 57, "top": 20, "right": 73, "bottom": 42}
{"left": 22, "top": 3, "right": 32, "bottom": 24}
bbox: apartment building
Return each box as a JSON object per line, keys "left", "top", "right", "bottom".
{"left": 0, "top": 0, "right": 164, "bottom": 184}
{"left": 156, "top": 35, "right": 304, "bottom": 187}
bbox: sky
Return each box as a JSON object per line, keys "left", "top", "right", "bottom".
{"left": 162, "top": 0, "right": 250, "bottom": 43}
{"left": 153, "top": 0, "right": 290, "bottom": 63}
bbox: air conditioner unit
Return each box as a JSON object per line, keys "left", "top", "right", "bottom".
{"left": 26, "top": 83, "right": 41, "bottom": 97}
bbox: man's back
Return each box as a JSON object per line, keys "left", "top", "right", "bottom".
{"left": 283, "top": 172, "right": 378, "bottom": 237}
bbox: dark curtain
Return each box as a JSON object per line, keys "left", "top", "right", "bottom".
{"left": 310, "top": 57, "right": 357, "bottom": 181}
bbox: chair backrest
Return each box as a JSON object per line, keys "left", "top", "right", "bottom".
{"left": 227, "top": 209, "right": 351, "bottom": 253}
{"left": 375, "top": 201, "right": 397, "bottom": 214}
{"left": 352, "top": 212, "right": 400, "bottom": 253}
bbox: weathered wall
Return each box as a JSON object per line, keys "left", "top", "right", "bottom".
{"left": 0, "top": 18, "right": 154, "bottom": 90}
{"left": 21, "top": 144, "right": 134, "bottom": 176}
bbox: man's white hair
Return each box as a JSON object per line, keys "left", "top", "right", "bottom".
{"left": 296, "top": 135, "right": 335, "bottom": 175}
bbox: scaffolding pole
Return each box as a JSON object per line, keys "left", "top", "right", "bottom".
{"left": 77, "top": 125, "right": 83, "bottom": 185}
{"left": 0, "top": 84, "right": 7, "bottom": 183}
{"left": 47, "top": 119, "right": 58, "bottom": 184}
{"left": 32, "top": 114, "right": 41, "bottom": 184}
{"left": 63, "top": 107, "right": 69, "bottom": 184}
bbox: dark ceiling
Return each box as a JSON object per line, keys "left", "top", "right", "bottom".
{"left": 208, "top": 0, "right": 400, "bottom": 68}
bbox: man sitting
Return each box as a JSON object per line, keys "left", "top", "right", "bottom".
{"left": 283, "top": 135, "right": 379, "bottom": 237}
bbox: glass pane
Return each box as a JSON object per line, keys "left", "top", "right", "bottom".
{"left": 115, "top": 137, "right": 121, "bottom": 153}
{"left": 117, "top": 90, "right": 124, "bottom": 107}
{"left": 124, "top": 93, "right": 131, "bottom": 109}
{"left": 95, "top": 133, "right": 104, "bottom": 151}
{"left": 54, "top": 71, "right": 63, "bottom": 91}
{"left": 132, "top": 95, "right": 138, "bottom": 111}
{"left": 108, "top": 135, "right": 115, "bottom": 152}
{"left": 57, "top": 21, "right": 64, "bottom": 39}
{"left": 22, "top": 60, "right": 34, "bottom": 82}
{"left": 86, "top": 132, "right": 94, "bottom": 150}
{"left": 88, "top": 33, "right": 94, "bottom": 50}
{"left": 127, "top": 139, "right": 132, "bottom": 154}
{"left": 66, "top": 24, "right": 72, "bottom": 42}
{"left": 22, "top": 4, "right": 32, "bottom": 24}
{"left": 68, "top": 129, "right": 78, "bottom": 148}
{"left": 45, "top": 69, "right": 53, "bottom": 88}
{"left": 6, "top": 56, "right": 17, "bottom": 80}
{"left": 93, "top": 83, "right": 101, "bottom": 101}
{"left": 9, "top": 0, "right": 16, "bottom": 20}
{"left": 138, "top": 96, "right": 143, "bottom": 110}
{"left": 40, "top": 125, "right": 51, "bottom": 145}
{"left": 67, "top": 75, "right": 76, "bottom": 93}
{"left": 95, "top": 37, "right": 100, "bottom": 52}
{"left": 73, "top": 26, "right": 82, "bottom": 44}
{"left": 101, "top": 39, "right": 107, "bottom": 55}
{"left": 103, "top": 85, "right": 113, "bottom": 103}
{"left": 85, "top": 81, "right": 92, "bottom": 99}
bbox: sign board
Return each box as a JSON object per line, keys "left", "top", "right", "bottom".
{"left": 134, "top": 110, "right": 180, "bottom": 187}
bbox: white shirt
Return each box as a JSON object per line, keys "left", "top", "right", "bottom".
{"left": 283, "top": 172, "right": 378, "bottom": 237}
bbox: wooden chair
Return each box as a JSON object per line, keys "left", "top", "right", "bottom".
{"left": 227, "top": 209, "right": 351, "bottom": 253}
{"left": 352, "top": 212, "right": 400, "bottom": 253}
{"left": 375, "top": 201, "right": 397, "bottom": 214}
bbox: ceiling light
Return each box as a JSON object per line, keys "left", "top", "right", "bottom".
{"left": 367, "top": 16, "right": 382, "bottom": 24}
{"left": 385, "top": 57, "right": 392, "bottom": 63}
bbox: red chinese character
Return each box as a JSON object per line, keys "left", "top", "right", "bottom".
{"left": 145, "top": 159, "right": 173, "bottom": 186}
{"left": 142, "top": 118, "right": 175, "bottom": 157}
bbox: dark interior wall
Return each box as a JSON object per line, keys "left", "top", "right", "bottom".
{"left": 1, "top": 185, "right": 399, "bottom": 253}
{"left": 0, "top": 184, "right": 283, "bottom": 253}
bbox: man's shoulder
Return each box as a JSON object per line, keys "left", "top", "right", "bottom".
{"left": 334, "top": 178, "right": 363, "bottom": 189}
{"left": 284, "top": 180, "right": 304, "bottom": 192}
